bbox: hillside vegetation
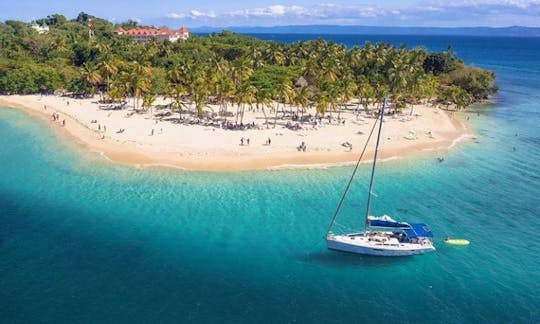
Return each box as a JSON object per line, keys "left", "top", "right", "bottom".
{"left": 0, "top": 13, "right": 497, "bottom": 115}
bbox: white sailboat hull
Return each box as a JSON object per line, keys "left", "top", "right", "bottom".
{"left": 326, "top": 233, "right": 436, "bottom": 257}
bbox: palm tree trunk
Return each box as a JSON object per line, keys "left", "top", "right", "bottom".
{"left": 260, "top": 104, "right": 269, "bottom": 128}
{"left": 273, "top": 101, "right": 279, "bottom": 128}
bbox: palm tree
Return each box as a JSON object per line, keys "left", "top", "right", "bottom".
{"left": 247, "top": 47, "right": 264, "bottom": 69}
{"left": 142, "top": 92, "right": 156, "bottom": 113}
{"left": 53, "top": 36, "right": 69, "bottom": 56}
{"left": 442, "top": 85, "right": 470, "bottom": 110}
{"left": 234, "top": 83, "right": 257, "bottom": 125}
{"left": 321, "top": 59, "right": 340, "bottom": 83}
{"left": 418, "top": 74, "right": 439, "bottom": 103}
{"left": 188, "top": 68, "right": 210, "bottom": 118}
{"left": 273, "top": 78, "right": 293, "bottom": 128}
{"left": 314, "top": 91, "right": 329, "bottom": 116}
{"left": 355, "top": 75, "right": 372, "bottom": 112}
{"left": 337, "top": 76, "right": 356, "bottom": 120}
{"left": 131, "top": 76, "right": 149, "bottom": 111}
{"left": 98, "top": 57, "right": 120, "bottom": 97}
{"left": 94, "top": 42, "right": 110, "bottom": 57}
{"left": 265, "top": 43, "right": 286, "bottom": 65}
{"left": 293, "top": 86, "right": 310, "bottom": 120}
{"left": 255, "top": 87, "right": 272, "bottom": 128}
{"left": 387, "top": 50, "right": 409, "bottom": 99}
{"left": 127, "top": 62, "right": 152, "bottom": 110}
{"left": 166, "top": 64, "right": 187, "bottom": 118}
{"left": 108, "top": 73, "right": 129, "bottom": 103}
{"left": 215, "top": 74, "right": 234, "bottom": 118}
{"left": 142, "top": 39, "right": 159, "bottom": 62}
{"left": 166, "top": 83, "right": 187, "bottom": 119}
{"left": 347, "top": 46, "right": 362, "bottom": 67}
{"left": 192, "top": 82, "right": 209, "bottom": 118}
{"left": 230, "top": 58, "right": 253, "bottom": 87}
{"left": 81, "top": 62, "right": 102, "bottom": 95}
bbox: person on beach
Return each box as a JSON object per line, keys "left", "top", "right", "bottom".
{"left": 240, "top": 137, "right": 244, "bottom": 146}
{"left": 62, "top": 120, "right": 66, "bottom": 126}
{"left": 267, "top": 138, "right": 271, "bottom": 145}
{"left": 151, "top": 129, "right": 154, "bottom": 136}
{"left": 247, "top": 138, "right": 250, "bottom": 145}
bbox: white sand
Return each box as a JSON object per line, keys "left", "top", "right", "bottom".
{"left": 0, "top": 94, "right": 469, "bottom": 171}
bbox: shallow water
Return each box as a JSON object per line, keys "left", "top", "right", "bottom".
{"left": 1, "top": 35, "right": 539, "bottom": 323}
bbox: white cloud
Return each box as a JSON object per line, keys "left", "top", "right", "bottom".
{"left": 167, "top": 10, "right": 216, "bottom": 20}
{"left": 268, "top": 5, "right": 286, "bottom": 15}
{"left": 190, "top": 10, "right": 216, "bottom": 18}
{"left": 229, "top": 5, "right": 308, "bottom": 17}
{"left": 167, "top": 13, "right": 185, "bottom": 19}
{"left": 164, "top": 2, "right": 540, "bottom": 27}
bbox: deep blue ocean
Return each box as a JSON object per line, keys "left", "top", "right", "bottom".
{"left": 1, "top": 34, "right": 539, "bottom": 323}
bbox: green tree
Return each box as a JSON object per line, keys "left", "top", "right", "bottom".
{"left": 273, "top": 78, "right": 293, "bottom": 128}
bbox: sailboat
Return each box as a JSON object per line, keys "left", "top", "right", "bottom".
{"left": 325, "top": 99, "right": 436, "bottom": 256}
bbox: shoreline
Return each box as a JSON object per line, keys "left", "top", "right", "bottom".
{"left": 0, "top": 95, "right": 471, "bottom": 171}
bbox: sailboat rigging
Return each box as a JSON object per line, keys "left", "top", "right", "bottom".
{"left": 325, "top": 98, "right": 435, "bottom": 256}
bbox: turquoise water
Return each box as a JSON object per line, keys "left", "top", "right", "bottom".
{"left": 1, "top": 35, "right": 539, "bottom": 323}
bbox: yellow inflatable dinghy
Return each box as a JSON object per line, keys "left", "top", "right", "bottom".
{"left": 444, "top": 238, "right": 470, "bottom": 245}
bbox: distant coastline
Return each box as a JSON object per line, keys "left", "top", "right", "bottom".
{"left": 191, "top": 25, "right": 540, "bottom": 37}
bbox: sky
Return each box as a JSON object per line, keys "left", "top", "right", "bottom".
{"left": 1, "top": 0, "right": 539, "bottom": 28}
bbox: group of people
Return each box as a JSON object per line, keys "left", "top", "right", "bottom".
{"left": 285, "top": 121, "right": 302, "bottom": 130}
{"left": 341, "top": 141, "right": 353, "bottom": 151}
{"left": 51, "top": 112, "right": 65, "bottom": 126}
{"left": 91, "top": 120, "right": 108, "bottom": 132}
{"left": 297, "top": 141, "right": 307, "bottom": 151}
{"left": 223, "top": 121, "right": 257, "bottom": 130}
{"left": 239, "top": 137, "right": 274, "bottom": 146}
{"left": 240, "top": 137, "right": 250, "bottom": 146}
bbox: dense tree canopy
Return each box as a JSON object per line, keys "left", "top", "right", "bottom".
{"left": 0, "top": 13, "right": 497, "bottom": 114}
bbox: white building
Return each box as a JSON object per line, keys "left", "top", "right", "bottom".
{"left": 31, "top": 22, "right": 49, "bottom": 34}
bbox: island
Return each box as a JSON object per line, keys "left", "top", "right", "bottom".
{"left": 0, "top": 13, "right": 497, "bottom": 171}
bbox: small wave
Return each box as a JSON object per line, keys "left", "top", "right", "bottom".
{"left": 269, "top": 156, "right": 402, "bottom": 170}
{"left": 448, "top": 134, "right": 473, "bottom": 149}
{"left": 269, "top": 162, "right": 352, "bottom": 170}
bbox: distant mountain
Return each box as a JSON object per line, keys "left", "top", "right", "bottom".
{"left": 189, "top": 25, "right": 540, "bottom": 37}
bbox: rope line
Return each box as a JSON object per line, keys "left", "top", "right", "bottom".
{"left": 325, "top": 106, "right": 382, "bottom": 236}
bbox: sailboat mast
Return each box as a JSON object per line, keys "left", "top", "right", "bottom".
{"left": 363, "top": 98, "right": 386, "bottom": 231}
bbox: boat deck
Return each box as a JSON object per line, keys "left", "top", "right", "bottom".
{"left": 327, "top": 232, "right": 435, "bottom": 256}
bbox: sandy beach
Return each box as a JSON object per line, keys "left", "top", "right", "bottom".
{"left": 0, "top": 94, "right": 469, "bottom": 171}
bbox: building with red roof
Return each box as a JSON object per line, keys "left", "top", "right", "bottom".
{"left": 114, "top": 26, "right": 189, "bottom": 43}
